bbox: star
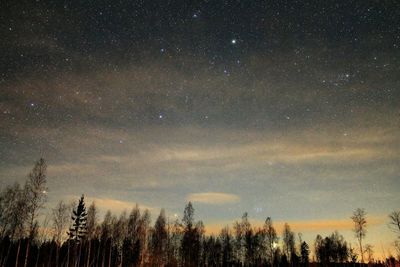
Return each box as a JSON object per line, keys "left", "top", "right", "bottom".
{"left": 231, "top": 39, "right": 237, "bottom": 44}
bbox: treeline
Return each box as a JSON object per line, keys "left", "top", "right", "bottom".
{"left": 0, "top": 159, "right": 399, "bottom": 267}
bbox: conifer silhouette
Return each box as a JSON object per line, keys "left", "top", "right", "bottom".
{"left": 68, "top": 195, "right": 87, "bottom": 243}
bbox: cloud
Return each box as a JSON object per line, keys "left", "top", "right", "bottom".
{"left": 187, "top": 192, "right": 240, "bottom": 205}
{"left": 204, "top": 216, "right": 385, "bottom": 235}
{"left": 66, "top": 195, "right": 156, "bottom": 217}
{"left": 283, "top": 216, "right": 384, "bottom": 232}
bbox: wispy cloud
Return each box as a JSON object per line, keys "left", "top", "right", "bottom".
{"left": 66, "top": 195, "right": 156, "bottom": 217}
{"left": 204, "top": 216, "right": 385, "bottom": 235}
{"left": 187, "top": 192, "right": 240, "bottom": 205}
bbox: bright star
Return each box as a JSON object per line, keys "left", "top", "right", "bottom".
{"left": 231, "top": 39, "right": 237, "bottom": 44}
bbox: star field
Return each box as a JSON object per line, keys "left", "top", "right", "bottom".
{"left": 0, "top": 0, "right": 399, "bottom": 258}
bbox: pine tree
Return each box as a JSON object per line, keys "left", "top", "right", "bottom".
{"left": 68, "top": 195, "right": 88, "bottom": 243}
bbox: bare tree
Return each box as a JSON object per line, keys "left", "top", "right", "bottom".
{"left": 52, "top": 200, "right": 69, "bottom": 267}
{"left": 389, "top": 210, "right": 400, "bottom": 237}
{"left": 263, "top": 217, "right": 278, "bottom": 266}
{"left": 86, "top": 202, "right": 98, "bottom": 267}
{"left": 233, "top": 212, "right": 251, "bottom": 264}
{"left": 52, "top": 201, "right": 69, "bottom": 246}
{"left": 112, "top": 211, "right": 127, "bottom": 267}
{"left": 122, "top": 205, "right": 141, "bottom": 267}
{"left": 394, "top": 240, "right": 400, "bottom": 261}
{"left": 220, "top": 226, "right": 233, "bottom": 266}
{"left": 364, "top": 244, "right": 374, "bottom": 263}
{"left": 282, "top": 223, "right": 295, "bottom": 262}
{"left": 388, "top": 211, "right": 400, "bottom": 261}
{"left": 0, "top": 183, "right": 28, "bottom": 239}
{"left": 139, "top": 209, "right": 151, "bottom": 265}
{"left": 23, "top": 158, "right": 48, "bottom": 267}
{"left": 151, "top": 209, "right": 168, "bottom": 266}
{"left": 351, "top": 208, "right": 367, "bottom": 263}
{"left": 34, "top": 215, "right": 51, "bottom": 267}
{"left": 0, "top": 183, "right": 28, "bottom": 267}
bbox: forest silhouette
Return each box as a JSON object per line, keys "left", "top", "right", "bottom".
{"left": 1, "top": 159, "right": 399, "bottom": 267}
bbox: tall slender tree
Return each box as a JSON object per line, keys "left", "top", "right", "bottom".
{"left": 52, "top": 200, "right": 69, "bottom": 267}
{"left": 0, "top": 183, "right": 28, "bottom": 267}
{"left": 388, "top": 210, "right": 400, "bottom": 261}
{"left": 389, "top": 210, "right": 400, "bottom": 238}
{"left": 220, "top": 226, "right": 233, "bottom": 266}
{"left": 138, "top": 209, "right": 151, "bottom": 265}
{"left": 233, "top": 212, "right": 251, "bottom": 265}
{"left": 264, "top": 217, "right": 278, "bottom": 266}
{"left": 300, "top": 241, "right": 309, "bottom": 267}
{"left": 68, "top": 195, "right": 88, "bottom": 243}
{"left": 123, "top": 205, "right": 141, "bottom": 266}
{"left": 151, "top": 209, "right": 168, "bottom": 265}
{"left": 24, "top": 158, "right": 48, "bottom": 267}
{"left": 282, "top": 223, "right": 295, "bottom": 263}
{"left": 181, "top": 202, "right": 202, "bottom": 267}
{"left": 351, "top": 208, "right": 367, "bottom": 263}
{"left": 85, "top": 202, "right": 98, "bottom": 267}
{"left": 364, "top": 244, "right": 374, "bottom": 263}
{"left": 68, "top": 195, "right": 88, "bottom": 267}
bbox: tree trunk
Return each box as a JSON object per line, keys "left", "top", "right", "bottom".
{"left": 47, "top": 244, "right": 53, "bottom": 267}
{"left": 96, "top": 241, "right": 101, "bottom": 267}
{"left": 101, "top": 241, "right": 105, "bottom": 267}
{"left": 86, "top": 241, "right": 91, "bottom": 267}
{"left": 2, "top": 240, "right": 11, "bottom": 267}
{"left": 24, "top": 242, "right": 31, "bottom": 267}
{"left": 107, "top": 240, "right": 111, "bottom": 267}
{"left": 15, "top": 239, "right": 21, "bottom": 267}
{"left": 55, "top": 246, "right": 59, "bottom": 267}
{"left": 359, "top": 239, "right": 364, "bottom": 263}
{"left": 34, "top": 245, "right": 40, "bottom": 267}
{"left": 67, "top": 241, "right": 70, "bottom": 267}
{"left": 76, "top": 244, "right": 82, "bottom": 267}
{"left": 0, "top": 240, "right": 5, "bottom": 267}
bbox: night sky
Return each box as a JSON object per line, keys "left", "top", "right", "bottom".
{"left": 1, "top": 0, "right": 399, "bottom": 258}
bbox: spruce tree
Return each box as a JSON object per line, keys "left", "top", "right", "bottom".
{"left": 68, "top": 195, "right": 88, "bottom": 243}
